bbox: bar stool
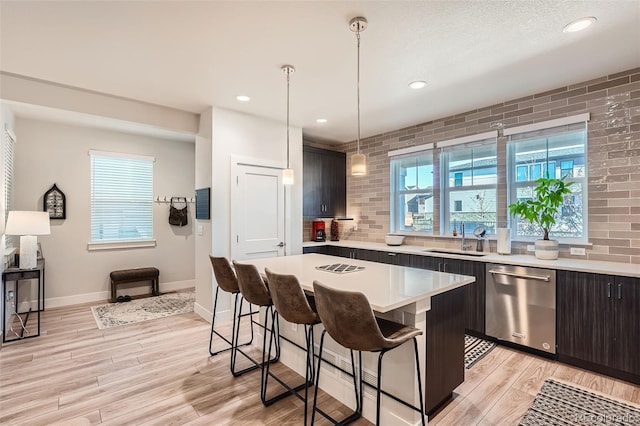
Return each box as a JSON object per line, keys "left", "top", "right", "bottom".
{"left": 208, "top": 256, "right": 257, "bottom": 376}
{"left": 311, "top": 281, "right": 426, "bottom": 426}
{"left": 232, "top": 261, "right": 281, "bottom": 392}
{"left": 264, "top": 268, "right": 321, "bottom": 425}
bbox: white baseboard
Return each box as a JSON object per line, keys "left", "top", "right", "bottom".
{"left": 194, "top": 303, "right": 233, "bottom": 325}
{"left": 194, "top": 302, "right": 212, "bottom": 323}
{"left": 39, "top": 279, "right": 196, "bottom": 309}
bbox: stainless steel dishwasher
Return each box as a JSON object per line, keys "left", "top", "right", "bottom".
{"left": 486, "top": 263, "right": 556, "bottom": 354}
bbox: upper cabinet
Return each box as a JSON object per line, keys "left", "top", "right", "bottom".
{"left": 303, "top": 146, "right": 346, "bottom": 218}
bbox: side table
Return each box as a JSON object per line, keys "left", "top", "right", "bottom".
{"left": 2, "top": 259, "right": 45, "bottom": 343}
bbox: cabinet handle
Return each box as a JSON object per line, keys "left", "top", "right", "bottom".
{"left": 618, "top": 283, "right": 622, "bottom": 300}
{"left": 438, "top": 262, "right": 443, "bottom": 272}
{"left": 388, "top": 253, "right": 396, "bottom": 256}
{"left": 607, "top": 283, "right": 611, "bottom": 298}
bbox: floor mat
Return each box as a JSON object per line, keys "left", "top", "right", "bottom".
{"left": 520, "top": 378, "right": 640, "bottom": 425}
{"left": 465, "top": 334, "right": 497, "bottom": 369}
{"left": 91, "top": 291, "right": 195, "bottom": 329}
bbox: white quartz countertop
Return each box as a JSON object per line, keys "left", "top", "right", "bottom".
{"left": 303, "top": 240, "right": 640, "bottom": 278}
{"left": 241, "top": 253, "right": 475, "bottom": 313}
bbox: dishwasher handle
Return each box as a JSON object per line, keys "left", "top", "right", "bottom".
{"left": 488, "top": 269, "right": 551, "bottom": 282}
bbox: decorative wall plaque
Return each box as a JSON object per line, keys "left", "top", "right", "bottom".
{"left": 43, "top": 183, "right": 66, "bottom": 219}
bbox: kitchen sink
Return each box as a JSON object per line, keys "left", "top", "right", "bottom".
{"left": 422, "top": 248, "right": 488, "bottom": 257}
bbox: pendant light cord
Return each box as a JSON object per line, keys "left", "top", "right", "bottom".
{"left": 286, "top": 69, "right": 290, "bottom": 169}
{"left": 356, "top": 28, "right": 361, "bottom": 154}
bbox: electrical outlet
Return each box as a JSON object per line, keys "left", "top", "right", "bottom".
{"left": 290, "top": 323, "right": 298, "bottom": 332}
{"left": 527, "top": 245, "right": 535, "bottom": 252}
{"left": 353, "top": 223, "right": 358, "bottom": 231}
{"left": 6, "top": 290, "right": 14, "bottom": 301}
{"left": 570, "top": 247, "right": 586, "bottom": 256}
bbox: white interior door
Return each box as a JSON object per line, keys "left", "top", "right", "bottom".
{"left": 231, "top": 163, "right": 285, "bottom": 260}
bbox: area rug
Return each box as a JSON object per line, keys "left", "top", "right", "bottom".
{"left": 91, "top": 291, "right": 195, "bottom": 329}
{"left": 520, "top": 378, "right": 640, "bottom": 425}
{"left": 465, "top": 334, "right": 497, "bottom": 369}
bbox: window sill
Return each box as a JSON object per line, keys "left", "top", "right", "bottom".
{"left": 87, "top": 240, "right": 157, "bottom": 251}
{"left": 392, "top": 232, "right": 592, "bottom": 246}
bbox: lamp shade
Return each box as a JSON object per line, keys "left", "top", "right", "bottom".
{"left": 282, "top": 168, "right": 294, "bottom": 185}
{"left": 351, "top": 153, "right": 367, "bottom": 176}
{"left": 5, "top": 211, "right": 51, "bottom": 236}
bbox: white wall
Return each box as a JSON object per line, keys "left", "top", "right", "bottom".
{"left": 12, "top": 118, "right": 196, "bottom": 307}
{"left": 194, "top": 107, "right": 303, "bottom": 323}
{"left": 1, "top": 73, "right": 199, "bottom": 135}
{"left": 193, "top": 107, "right": 213, "bottom": 320}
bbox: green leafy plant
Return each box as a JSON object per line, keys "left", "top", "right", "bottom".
{"left": 508, "top": 176, "right": 574, "bottom": 241}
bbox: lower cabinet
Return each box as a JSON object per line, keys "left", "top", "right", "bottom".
{"left": 557, "top": 271, "right": 640, "bottom": 380}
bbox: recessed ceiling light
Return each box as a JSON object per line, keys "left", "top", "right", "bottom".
{"left": 236, "top": 95, "right": 251, "bottom": 102}
{"left": 316, "top": 118, "right": 327, "bottom": 123}
{"left": 409, "top": 80, "right": 427, "bottom": 89}
{"left": 562, "top": 17, "right": 597, "bottom": 33}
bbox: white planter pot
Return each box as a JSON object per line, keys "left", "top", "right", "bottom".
{"left": 535, "top": 239, "right": 559, "bottom": 260}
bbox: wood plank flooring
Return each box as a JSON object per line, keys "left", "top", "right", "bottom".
{"left": 1, "top": 298, "right": 638, "bottom": 425}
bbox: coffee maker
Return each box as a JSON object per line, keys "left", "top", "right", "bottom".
{"left": 312, "top": 220, "right": 326, "bottom": 242}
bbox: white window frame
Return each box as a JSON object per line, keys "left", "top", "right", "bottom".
{"left": 505, "top": 114, "right": 589, "bottom": 244}
{"left": 389, "top": 143, "right": 435, "bottom": 235}
{"left": 88, "top": 150, "right": 156, "bottom": 250}
{"left": 439, "top": 132, "right": 498, "bottom": 236}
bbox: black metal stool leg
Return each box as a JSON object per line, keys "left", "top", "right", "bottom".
{"left": 231, "top": 301, "right": 279, "bottom": 377}
{"left": 209, "top": 289, "right": 254, "bottom": 357}
{"left": 374, "top": 340, "right": 426, "bottom": 426}
{"left": 413, "top": 337, "right": 426, "bottom": 426}
{"left": 311, "top": 331, "right": 363, "bottom": 425}
{"left": 260, "top": 307, "right": 309, "bottom": 407}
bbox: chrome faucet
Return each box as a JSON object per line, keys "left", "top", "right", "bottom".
{"left": 460, "top": 223, "right": 472, "bottom": 251}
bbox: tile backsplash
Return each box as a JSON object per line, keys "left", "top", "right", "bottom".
{"left": 304, "top": 67, "right": 640, "bottom": 264}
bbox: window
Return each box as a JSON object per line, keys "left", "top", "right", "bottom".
{"left": 390, "top": 149, "right": 434, "bottom": 233}
{"left": 440, "top": 137, "right": 497, "bottom": 235}
{"left": 454, "top": 172, "right": 463, "bottom": 187}
{"left": 90, "top": 150, "right": 154, "bottom": 247}
{"left": 3, "top": 128, "right": 15, "bottom": 248}
{"left": 506, "top": 115, "right": 588, "bottom": 242}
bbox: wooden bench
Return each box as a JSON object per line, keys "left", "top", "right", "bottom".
{"left": 110, "top": 267, "right": 160, "bottom": 302}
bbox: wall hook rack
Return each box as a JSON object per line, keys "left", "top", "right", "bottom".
{"left": 154, "top": 196, "right": 195, "bottom": 204}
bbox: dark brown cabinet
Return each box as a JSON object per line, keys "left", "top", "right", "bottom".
{"left": 557, "top": 271, "right": 640, "bottom": 380}
{"left": 303, "top": 146, "right": 346, "bottom": 218}
{"left": 408, "top": 255, "right": 485, "bottom": 335}
{"left": 321, "top": 245, "right": 485, "bottom": 335}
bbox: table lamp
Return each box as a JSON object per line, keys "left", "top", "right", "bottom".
{"left": 4, "top": 211, "right": 50, "bottom": 269}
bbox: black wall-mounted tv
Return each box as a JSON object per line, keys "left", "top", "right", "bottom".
{"left": 195, "top": 187, "right": 211, "bottom": 220}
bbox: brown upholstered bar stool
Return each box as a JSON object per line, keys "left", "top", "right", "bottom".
{"left": 311, "top": 281, "right": 426, "bottom": 426}
{"left": 208, "top": 256, "right": 257, "bottom": 376}
{"left": 232, "top": 261, "right": 281, "bottom": 391}
{"left": 264, "top": 268, "right": 321, "bottom": 425}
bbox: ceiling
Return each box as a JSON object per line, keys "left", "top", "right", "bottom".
{"left": 1, "top": 1, "right": 639, "bottom": 145}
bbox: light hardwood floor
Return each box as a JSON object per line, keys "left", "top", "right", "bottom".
{"left": 1, "top": 298, "right": 638, "bottom": 425}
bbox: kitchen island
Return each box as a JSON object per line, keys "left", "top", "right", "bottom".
{"left": 243, "top": 253, "right": 475, "bottom": 425}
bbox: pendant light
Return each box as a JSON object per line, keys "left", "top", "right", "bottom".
{"left": 282, "top": 65, "right": 295, "bottom": 185}
{"left": 350, "top": 17, "right": 367, "bottom": 176}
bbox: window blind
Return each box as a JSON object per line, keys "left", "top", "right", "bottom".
{"left": 90, "top": 151, "right": 154, "bottom": 243}
{"left": 4, "top": 128, "right": 15, "bottom": 247}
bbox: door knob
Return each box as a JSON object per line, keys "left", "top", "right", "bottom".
{"left": 277, "top": 242, "right": 285, "bottom": 247}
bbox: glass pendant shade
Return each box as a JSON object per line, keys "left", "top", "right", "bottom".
{"left": 351, "top": 153, "right": 367, "bottom": 176}
{"left": 283, "top": 168, "right": 294, "bottom": 185}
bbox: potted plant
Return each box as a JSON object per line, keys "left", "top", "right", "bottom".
{"left": 508, "top": 175, "right": 574, "bottom": 260}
